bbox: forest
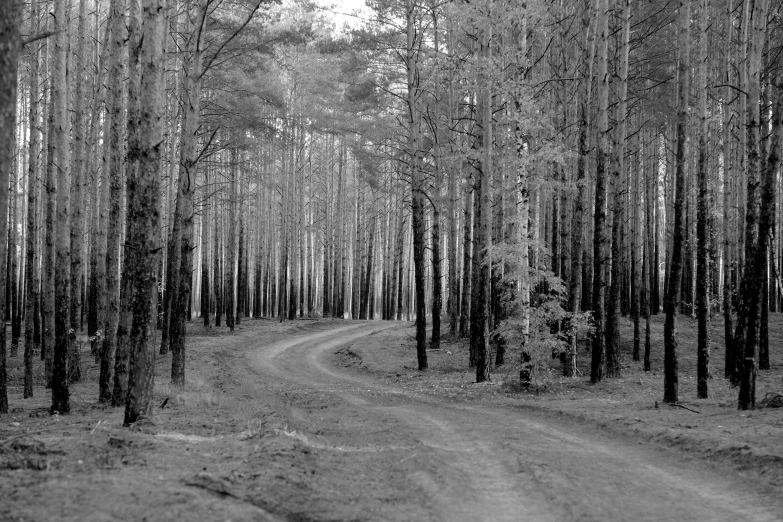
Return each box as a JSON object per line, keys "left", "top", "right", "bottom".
{"left": 3, "top": 0, "right": 782, "bottom": 415}
{"left": 3, "top": 0, "right": 783, "bottom": 511}
{"left": 2, "top": 0, "right": 783, "bottom": 518}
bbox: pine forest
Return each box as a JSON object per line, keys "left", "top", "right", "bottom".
{"left": 1, "top": 0, "right": 783, "bottom": 519}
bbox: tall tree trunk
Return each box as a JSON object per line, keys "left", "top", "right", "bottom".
{"left": 227, "top": 149, "right": 237, "bottom": 330}
{"left": 695, "top": 0, "right": 709, "bottom": 399}
{"left": 473, "top": 8, "right": 492, "bottom": 383}
{"left": 362, "top": 202, "right": 376, "bottom": 319}
{"left": 170, "top": 0, "right": 205, "bottom": 386}
{"left": 729, "top": 0, "right": 752, "bottom": 383}
{"left": 23, "top": 0, "right": 41, "bottom": 399}
{"left": 0, "top": 0, "right": 21, "bottom": 413}
{"left": 87, "top": 4, "right": 110, "bottom": 359}
{"left": 590, "top": 0, "right": 610, "bottom": 384}
{"left": 407, "top": 0, "right": 427, "bottom": 370}
{"left": 114, "top": 0, "right": 143, "bottom": 407}
{"left": 738, "top": 0, "right": 775, "bottom": 410}
{"left": 644, "top": 127, "right": 654, "bottom": 372}
{"left": 68, "top": 0, "right": 89, "bottom": 383}
{"left": 459, "top": 178, "right": 472, "bottom": 338}
{"left": 124, "top": 0, "right": 165, "bottom": 423}
{"left": 51, "top": 0, "right": 72, "bottom": 413}
{"left": 100, "top": 0, "right": 127, "bottom": 403}
{"left": 213, "top": 181, "right": 222, "bottom": 326}
{"left": 43, "top": 13, "right": 58, "bottom": 389}
{"left": 722, "top": 0, "right": 735, "bottom": 379}
{"left": 605, "top": 0, "right": 630, "bottom": 378}
{"left": 663, "top": 0, "right": 690, "bottom": 404}
{"left": 201, "top": 168, "right": 210, "bottom": 326}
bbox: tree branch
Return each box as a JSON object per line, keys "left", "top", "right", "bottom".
{"left": 198, "top": 0, "right": 264, "bottom": 80}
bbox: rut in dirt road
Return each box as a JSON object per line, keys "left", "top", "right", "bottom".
{"left": 246, "top": 323, "right": 783, "bottom": 522}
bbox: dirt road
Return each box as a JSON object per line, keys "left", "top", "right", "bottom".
{"left": 247, "top": 322, "right": 783, "bottom": 522}
{"left": 3, "top": 320, "right": 781, "bottom": 521}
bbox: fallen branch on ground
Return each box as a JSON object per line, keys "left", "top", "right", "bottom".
{"left": 668, "top": 403, "right": 701, "bottom": 414}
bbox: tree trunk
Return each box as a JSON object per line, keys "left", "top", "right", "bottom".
{"left": 99, "top": 0, "right": 127, "bottom": 403}
{"left": 170, "top": 0, "right": 205, "bottom": 386}
{"left": 605, "top": 0, "right": 630, "bottom": 378}
{"left": 644, "top": 127, "right": 654, "bottom": 372}
{"left": 663, "top": 0, "right": 690, "bottom": 404}
{"left": 23, "top": 0, "right": 41, "bottom": 399}
{"left": 43, "top": 15, "right": 58, "bottom": 389}
{"left": 738, "top": 0, "right": 776, "bottom": 410}
{"left": 124, "top": 0, "right": 165, "bottom": 423}
{"left": 112, "top": 0, "right": 144, "bottom": 409}
{"left": 213, "top": 179, "right": 222, "bottom": 326}
{"left": 0, "top": 0, "right": 21, "bottom": 413}
{"left": 459, "top": 178, "right": 472, "bottom": 339}
{"left": 227, "top": 149, "right": 237, "bottom": 330}
{"left": 201, "top": 167, "right": 210, "bottom": 326}
{"left": 722, "top": 0, "right": 735, "bottom": 380}
{"left": 407, "top": 0, "right": 427, "bottom": 370}
{"left": 695, "top": 0, "right": 709, "bottom": 399}
{"left": 67, "top": 0, "right": 90, "bottom": 384}
{"left": 473, "top": 11, "right": 492, "bottom": 384}
{"left": 590, "top": 0, "right": 610, "bottom": 384}
{"left": 51, "top": 0, "right": 72, "bottom": 413}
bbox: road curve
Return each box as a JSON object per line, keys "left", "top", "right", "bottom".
{"left": 246, "top": 322, "right": 782, "bottom": 522}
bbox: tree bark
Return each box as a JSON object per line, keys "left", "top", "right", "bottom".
{"left": 124, "top": 0, "right": 165, "bottom": 423}
{"left": 663, "top": 0, "right": 690, "bottom": 404}
{"left": 170, "top": 0, "right": 205, "bottom": 386}
{"left": 67, "top": 0, "right": 90, "bottom": 384}
{"left": 201, "top": 167, "right": 210, "bottom": 327}
{"left": 738, "top": 0, "right": 776, "bottom": 410}
{"left": 590, "top": 0, "right": 610, "bottom": 384}
{"left": 51, "top": 0, "right": 72, "bottom": 413}
{"left": 0, "top": 0, "right": 21, "bottom": 413}
{"left": 695, "top": 0, "right": 709, "bottom": 399}
{"left": 99, "top": 0, "right": 127, "bottom": 403}
{"left": 722, "top": 0, "right": 735, "bottom": 380}
{"left": 605, "top": 0, "right": 630, "bottom": 378}
{"left": 23, "top": 0, "right": 41, "bottom": 399}
{"left": 407, "top": 0, "right": 427, "bottom": 370}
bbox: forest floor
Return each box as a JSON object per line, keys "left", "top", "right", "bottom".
{"left": 0, "top": 313, "right": 782, "bottom": 521}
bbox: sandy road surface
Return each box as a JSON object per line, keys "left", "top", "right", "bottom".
{"left": 247, "top": 322, "right": 783, "bottom": 522}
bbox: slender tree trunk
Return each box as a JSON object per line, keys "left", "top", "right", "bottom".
{"left": 114, "top": 0, "right": 143, "bottom": 407}
{"left": 170, "top": 0, "right": 205, "bottom": 386}
{"left": 125, "top": 0, "right": 165, "bottom": 423}
{"left": 68, "top": 0, "right": 90, "bottom": 384}
{"left": 473, "top": 9, "right": 492, "bottom": 383}
{"left": 201, "top": 168, "right": 210, "bottom": 327}
{"left": 605, "top": 0, "right": 630, "bottom": 378}
{"left": 726, "top": 2, "right": 760, "bottom": 385}
{"left": 590, "top": 0, "right": 610, "bottom": 384}
{"left": 99, "top": 0, "right": 126, "bottom": 403}
{"left": 43, "top": 18, "right": 58, "bottom": 389}
{"left": 51, "top": 0, "right": 72, "bottom": 413}
{"left": 695, "top": 0, "right": 709, "bottom": 398}
{"left": 663, "top": 0, "right": 691, "bottom": 404}
{"left": 459, "top": 178, "right": 472, "bottom": 338}
{"left": 0, "top": 0, "right": 21, "bottom": 413}
{"left": 23, "top": 0, "right": 41, "bottom": 398}
{"left": 227, "top": 149, "right": 237, "bottom": 330}
{"left": 214, "top": 179, "right": 222, "bottom": 326}
{"left": 407, "top": 0, "right": 427, "bottom": 370}
{"left": 88, "top": 6, "right": 110, "bottom": 359}
{"left": 738, "top": 0, "right": 776, "bottom": 410}
{"left": 722, "top": 0, "right": 735, "bottom": 379}
{"left": 644, "top": 127, "right": 654, "bottom": 372}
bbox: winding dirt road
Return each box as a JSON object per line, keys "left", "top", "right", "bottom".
{"left": 244, "top": 322, "right": 783, "bottom": 522}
